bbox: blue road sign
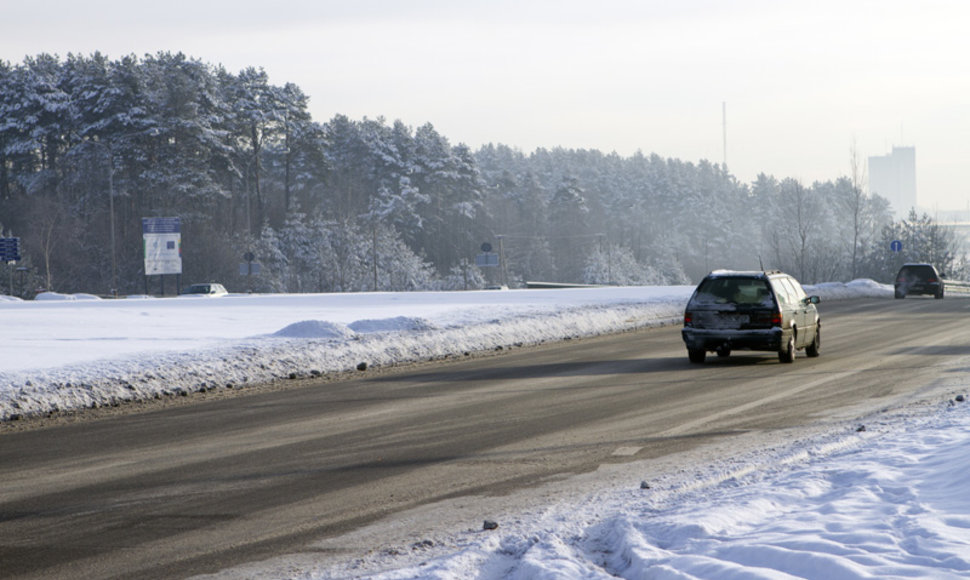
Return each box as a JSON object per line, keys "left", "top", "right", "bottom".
{"left": 0, "top": 237, "right": 21, "bottom": 262}
{"left": 890, "top": 240, "right": 903, "bottom": 253}
{"left": 142, "top": 217, "right": 181, "bottom": 234}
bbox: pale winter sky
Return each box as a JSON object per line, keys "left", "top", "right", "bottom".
{"left": 4, "top": 0, "right": 970, "bottom": 212}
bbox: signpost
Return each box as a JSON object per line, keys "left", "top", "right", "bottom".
{"left": 143, "top": 218, "right": 182, "bottom": 295}
{"left": 891, "top": 240, "right": 903, "bottom": 253}
{"left": 476, "top": 241, "right": 498, "bottom": 267}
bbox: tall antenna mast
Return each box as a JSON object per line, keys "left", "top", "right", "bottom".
{"left": 722, "top": 101, "right": 727, "bottom": 169}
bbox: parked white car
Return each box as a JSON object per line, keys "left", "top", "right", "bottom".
{"left": 180, "top": 283, "right": 228, "bottom": 297}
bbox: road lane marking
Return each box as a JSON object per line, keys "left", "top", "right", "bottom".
{"left": 612, "top": 446, "right": 642, "bottom": 456}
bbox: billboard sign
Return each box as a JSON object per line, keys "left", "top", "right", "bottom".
{"left": 142, "top": 217, "right": 182, "bottom": 275}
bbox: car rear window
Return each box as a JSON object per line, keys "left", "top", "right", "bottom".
{"left": 692, "top": 278, "right": 773, "bottom": 306}
{"left": 899, "top": 266, "right": 935, "bottom": 279}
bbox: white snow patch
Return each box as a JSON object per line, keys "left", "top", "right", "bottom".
{"left": 273, "top": 320, "right": 355, "bottom": 339}
{"left": 349, "top": 316, "right": 439, "bottom": 333}
{"left": 34, "top": 291, "right": 103, "bottom": 301}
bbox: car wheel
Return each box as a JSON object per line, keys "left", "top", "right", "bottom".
{"left": 778, "top": 334, "right": 795, "bottom": 363}
{"left": 935, "top": 290, "right": 944, "bottom": 299}
{"left": 806, "top": 327, "right": 820, "bottom": 358}
{"left": 688, "top": 349, "right": 706, "bottom": 364}
{"left": 894, "top": 288, "right": 905, "bottom": 299}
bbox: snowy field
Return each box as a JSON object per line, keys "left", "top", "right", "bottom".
{"left": 0, "top": 284, "right": 698, "bottom": 420}
{"left": 3, "top": 280, "right": 970, "bottom": 578}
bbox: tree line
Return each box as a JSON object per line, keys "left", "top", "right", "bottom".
{"left": 0, "top": 52, "right": 963, "bottom": 297}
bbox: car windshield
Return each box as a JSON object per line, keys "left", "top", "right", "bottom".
{"left": 692, "top": 278, "right": 773, "bottom": 307}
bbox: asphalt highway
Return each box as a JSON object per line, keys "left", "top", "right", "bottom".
{"left": 2, "top": 297, "right": 968, "bottom": 579}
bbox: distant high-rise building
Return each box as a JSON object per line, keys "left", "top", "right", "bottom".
{"left": 868, "top": 146, "right": 916, "bottom": 219}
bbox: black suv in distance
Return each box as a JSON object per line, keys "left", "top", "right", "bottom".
{"left": 682, "top": 270, "right": 821, "bottom": 364}
{"left": 894, "top": 263, "right": 944, "bottom": 299}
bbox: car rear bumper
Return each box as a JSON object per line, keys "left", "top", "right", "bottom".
{"left": 682, "top": 327, "right": 787, "bottom": 352}
{"left": 895, "top": 283, "right": 942, "bottom": 296}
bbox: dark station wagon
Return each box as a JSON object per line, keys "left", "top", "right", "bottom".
{"left": 894, "top": 263, "right": 944, "bottom": 299}
{"left": 682, "top": 270, "right": 821, "bottom": 364}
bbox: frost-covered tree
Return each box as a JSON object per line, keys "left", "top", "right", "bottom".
{"left": 249, "top": 226, "right": 289, "bottom": 293}
{"left": 583, "top": 244, "right": 689, "bottom": 286}
{"left": 548, "top": 175, "right": 591, "bottom": 282}
{"left": 366, "top": 176, "right": 428, "bottom": 245}
{"left": 447, "top": 143, "right": 488, "bottom": 256}
{"left": 411, "top": 123, "right": 456, "bottom": 271}
{"left": 438, "top": 259, "right": 487, "bottom": 290}
{"left": 373, "top": 224, "right": 437, "bottom": 291}
{"left": 584, "top": 245, "right": 643, "bottom": 285}
{"left": 225, "top": 67, "right": 291, "bottom": 230}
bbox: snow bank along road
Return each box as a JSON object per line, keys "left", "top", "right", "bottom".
{"left": 1, "top": 297, "right": 967, "bottom": 579}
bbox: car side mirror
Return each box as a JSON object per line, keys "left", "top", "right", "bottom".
{"left": 804, "top": 295, "right": 820, "bottom": 305}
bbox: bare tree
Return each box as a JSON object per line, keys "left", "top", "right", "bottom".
{"left": 783, "top": 180, "right": 807, "bottom": 281}
{"left": 847, "top": 140, "right": 868, "bottom": 279}
{"left": 24, "top": 196, "right": 64, "bottom": 291}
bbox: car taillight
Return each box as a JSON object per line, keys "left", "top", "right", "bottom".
{"left": 684, "top": 312, "right": 693, "bottom": 325}
{"left": 771, "top": 311, "right": 782, "bottom": 325}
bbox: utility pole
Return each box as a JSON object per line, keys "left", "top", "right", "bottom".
{"left": 372, "top": 224, "right": 378, "bottom": 291}
{"left": 107, "top": 149, "right": 117, "bottom": 296}
{"left": 498, "top": 235, "right": 508, "bottom": 287}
